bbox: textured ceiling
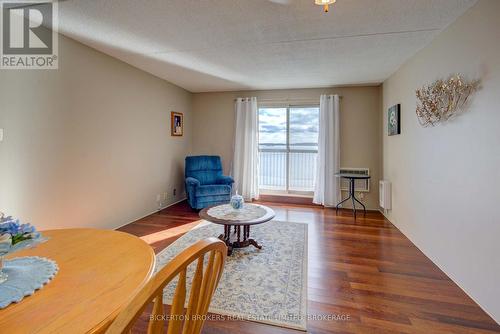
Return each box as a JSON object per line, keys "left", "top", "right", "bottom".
{"left": 57, "top": 0, "right": 477, "bottom": 92}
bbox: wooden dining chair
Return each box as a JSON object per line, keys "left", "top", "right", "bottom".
{"left": 106, "top": 237, "right": 227, "bottom": 334}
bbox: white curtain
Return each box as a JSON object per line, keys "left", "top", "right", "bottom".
{"left": 233, "top": 97, "right": 259, "bottom": 201}
{"left": 313, "top": 95, "right": 341, "bottom": 206}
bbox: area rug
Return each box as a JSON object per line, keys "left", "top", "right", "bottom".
{"left": 155, "top": 220, "right": 308, "bottom": 331}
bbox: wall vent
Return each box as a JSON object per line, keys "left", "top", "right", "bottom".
{"left": 339, "top": 168, "right": 370, "bottom": 192}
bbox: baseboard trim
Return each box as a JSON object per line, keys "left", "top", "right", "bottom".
{"left": 114, "top": 197, "right": 187, "bottom": 230}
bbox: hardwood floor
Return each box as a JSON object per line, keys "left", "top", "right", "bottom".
{"left": 118, "top": 201, "right": 500, "bottom": 333}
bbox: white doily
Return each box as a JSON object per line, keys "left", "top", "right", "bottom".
{"left": 207, "top": 204, "right": 267, "bottom": 221}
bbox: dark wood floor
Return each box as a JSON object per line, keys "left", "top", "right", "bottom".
{"left": 118, "top": 201, "right": 500, "bottom": 334}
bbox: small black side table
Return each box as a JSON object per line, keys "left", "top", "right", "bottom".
{"left": 335, "top": 173, "right": 371, "bottom": 219}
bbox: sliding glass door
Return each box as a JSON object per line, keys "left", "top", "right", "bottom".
{"left": 258, "top": 105, "right": 319, "bottom": 195}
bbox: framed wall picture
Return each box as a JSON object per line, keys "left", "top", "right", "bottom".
{"left": 171, "top": 112, "right": 183, "bottom": 136}
{"left": 388, "top": 104, "right": 401, "bottom": 136}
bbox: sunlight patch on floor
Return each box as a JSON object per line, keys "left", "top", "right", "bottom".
{"left": 139, "top": 220, "right": 203, "bottom": 245}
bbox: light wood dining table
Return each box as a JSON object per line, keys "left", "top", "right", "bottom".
{"left": 0, "top": 228, "right": 155, "bottom": 333}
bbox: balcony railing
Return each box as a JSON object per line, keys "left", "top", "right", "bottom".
{"left": 259, "top": 150, "right": 317, "bottom": 193}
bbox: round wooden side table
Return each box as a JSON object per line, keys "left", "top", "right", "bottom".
{"left": 199, "top": 204, "right": 275, "bottom": 256}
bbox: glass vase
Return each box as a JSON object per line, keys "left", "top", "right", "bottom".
{"left": 0, "top": 255, "right": 7, "bottom": 284}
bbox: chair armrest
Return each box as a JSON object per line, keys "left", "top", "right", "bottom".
{"left": 185, "top": 177, "right": 200, "bottom": 207}
{"left": 216, "top": 175, "right": 234, "bottom": 185}
{"left": 185, "top": 177, "right": 200, "bottom": 187}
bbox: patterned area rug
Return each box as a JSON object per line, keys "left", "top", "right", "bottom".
{"left": 155, "top": 220, "right": 308, "bottom": 331}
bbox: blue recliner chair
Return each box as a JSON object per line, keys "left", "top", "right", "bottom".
{"left": 185, "top": 156, "right": 234, "bottom": 210}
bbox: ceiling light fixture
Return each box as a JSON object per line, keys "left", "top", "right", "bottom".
{"left": 315, "top": 0, "right": 336, "bottom": 13}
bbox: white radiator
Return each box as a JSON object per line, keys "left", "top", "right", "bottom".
{"left": 379, "top": 180, "right": 392, "bottom": 209}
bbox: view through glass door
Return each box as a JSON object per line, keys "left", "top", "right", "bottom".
{"left": 258, "top": 105, "right": 319, "bottom": 195}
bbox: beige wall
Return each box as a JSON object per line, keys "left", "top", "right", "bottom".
{"left": 192, "top": 87, "right": 382, "bottom": 209}
{"left": 382, "top": 0, "right": 500, "bottom": 322}
{"left": 0, "top": 33, "right": 192, "bottom": 230}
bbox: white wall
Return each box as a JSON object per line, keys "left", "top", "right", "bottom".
{"left": 193, "top": 87, "right": 382, "bottom": 209}
{"left": 382, "top": 0, "right": 500, "bottom": 322}
{"left": 0, "top": 33, "right": 192, "bottom": 230}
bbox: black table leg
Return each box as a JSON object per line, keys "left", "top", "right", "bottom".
{"left": 335, "top": 177, "right": 366, "bottom": 219}
{"left": 353, "top": 196, "right": 366, "bottom": 215}
{"left": 336, "top": 195, "right": 351, "bottom": 213}
{"left": 351, "top": 184, "right": 356, "bottom": 219}
{"left": 336, "top": 184, "right": 353, "bottom": 213}
{"left": 336, "top": 178, "right": 355, "bottom": 214}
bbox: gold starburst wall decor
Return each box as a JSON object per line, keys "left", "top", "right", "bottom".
{"left": 416, "top": 74, "right": 479, "bottom": 127}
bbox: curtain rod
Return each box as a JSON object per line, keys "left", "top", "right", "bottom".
{"left": 234, "top": 96, "right": 342, "bottom": 102}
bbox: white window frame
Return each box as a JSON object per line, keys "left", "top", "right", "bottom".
{"left": 258, "top": 104, "right": 319, "bottom": 196}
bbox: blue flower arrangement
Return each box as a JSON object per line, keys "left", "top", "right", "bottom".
{"left": 0, "top": 213, "right": 47, "bottom": 284}
{"left": 0, "top": 213, "right": 42, "bottom": 255}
